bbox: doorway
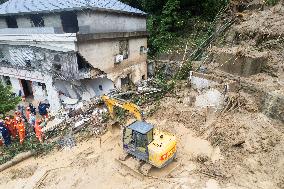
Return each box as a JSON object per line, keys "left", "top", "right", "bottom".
{"left": 21, "top": 79, "right": 34, "bottom": 98}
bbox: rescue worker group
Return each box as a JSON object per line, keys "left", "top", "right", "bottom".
{"left": 0, "top": 101, "right": 50, "bottom": 147}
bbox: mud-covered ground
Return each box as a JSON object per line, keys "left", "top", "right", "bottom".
{"left": 1, "top": 1, "right": 284, "bottom": 189}
{"left": 0, "top": 83, "right": 283, "bottom": 189}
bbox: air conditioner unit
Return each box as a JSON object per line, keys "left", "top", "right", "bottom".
{"left": 140, "top": 46, "right": 149, "bottom": 54}
{"left": 115, "top": 54, "right": 124, "bottom": 64}
{"left": 143, "top": 47, "right": 149, "bottom": 54}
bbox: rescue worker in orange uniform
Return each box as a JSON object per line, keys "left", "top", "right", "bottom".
{"left": 14, "top": 111, "right": 21, "bottom": 122}
{"left": 34, "top": 119, "right": 44, "bottom": 143}
{"left": 5, "top": 117, "right": 17, "bottom": 138}
{"left": 16, "top": 118, "right": 26, "bottom": 144}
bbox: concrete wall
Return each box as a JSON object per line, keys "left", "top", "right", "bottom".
{"left": 78, "top": 37, "right": 147, "bottom": 72}
{"left": 54, "top": 77, "right": 115, "bottom": 101}
{"left": 43, "top": 14, "right": 62, "bottom": 28}
{"left": 211, "top": 47, "right": 268, "bottom": 77}
{"left": 0, "top": 14, "right": 62, "bottom": 29}
{"left": 10, "top": 77, "right": 22, "bottom": 95}
{"left": 0, "top": 11, "right": 146, "bottom": 33}
{"left": 44, "top": 75, "right": 61, "bottom": 112}
{"left": 78, "top": 37, "right": 147, "bottom": 86}
{"left": 17, "top": 16, "right": 32, "bottom": 28}
{"left": 77, "top": 11, "right": 146, "bottom": 33}
{"left": 0, "top": 10, "right": 146, "bottom": 34}
{"left": 0, "top": 18, "right": 7, "bottom": 29}
{"left": 83, "top": 77, "right": 114, "bottom": 96}
{"left": 32, "top": 81, "right": 48, "bottom": 101}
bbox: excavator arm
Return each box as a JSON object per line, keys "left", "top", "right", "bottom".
{"left": 102, "top": 95, "right": 143, "bottom": 121}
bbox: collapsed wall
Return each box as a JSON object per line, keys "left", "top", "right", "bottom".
{"left": 204, "top": 1, "right": 284, "bottom": 123}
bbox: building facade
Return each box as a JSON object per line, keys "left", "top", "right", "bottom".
{"left": 0, "top": 0, "right": 148, "bottom": 112}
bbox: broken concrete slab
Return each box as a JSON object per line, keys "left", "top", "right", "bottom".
{"left": 195, "top": 89, "right": 224, "bottom": 110}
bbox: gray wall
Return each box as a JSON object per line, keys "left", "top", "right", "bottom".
{"left": 77, "top": 11, "right": 146, "bottom": 34}
{"left": 0, "top": 10, "right": 146, "bottom": 34}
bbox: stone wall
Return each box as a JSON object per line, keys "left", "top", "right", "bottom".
{"left": 211, "top": 46, "right": 268, "bottom": 77}
{"left": 261, "top": 91, "right": 284, "bottom": 123}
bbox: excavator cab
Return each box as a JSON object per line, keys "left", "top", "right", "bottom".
{"left": 123, "top": 121, "right": 154, "bottom": 162}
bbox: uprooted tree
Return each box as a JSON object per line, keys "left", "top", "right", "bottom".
{"left": 0, "top": 82, "right": 21, "bottom": 116}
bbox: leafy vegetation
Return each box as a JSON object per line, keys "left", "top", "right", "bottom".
{"left": 0, "top": 136, "right": 55, "bottom": 165}
{"left": 0, "top": 82, "right": 21, "bottom": 116}
{"left": 265, "top": 0, "right": 280, "bottom": 6}
{"left": 121, "top": 0, "right": 229, "bottom": 56}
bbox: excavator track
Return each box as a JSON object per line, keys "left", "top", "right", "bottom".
{"left": 116, "top": 154, "right": 180, "bottom": 179}
{"left": 139, "top": 163, "right": 152, "bottom": 176}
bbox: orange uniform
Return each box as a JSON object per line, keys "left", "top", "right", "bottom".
{"left": 34, "top": 120, "right": 44, "bottom": 143}
{"left": 0, "top": 139, "right": 3, "bottom": 146}
{"left": 16, "top": 121, "right": 25, "bottom": 144}
{"left": 5, "top": 118, "right": 17, "bottom": 138}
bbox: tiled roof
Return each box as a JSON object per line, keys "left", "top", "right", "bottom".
{"left": 0, "top": 0, "right": 146, "bottom": 16}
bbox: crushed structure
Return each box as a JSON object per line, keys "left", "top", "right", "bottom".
{"left": 0, "top": 0, "right": 148, "bottom": 112}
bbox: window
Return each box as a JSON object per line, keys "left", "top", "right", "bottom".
{"left": 60, "top": 12, "right": 79, "bottom": 33}
{"left": 146, "top": 130, "right": 153, "bottom": 144}
{"left": 123, "top": 128, "right": 133, "bottom": 145}
{"left": 5, "top": 16, "right": 18, "bottom": 28}
{"left": 119, "top": 40, "right": 129, "bottom": 59}
{"left": 30, "top": 14, "right": 45, "bottom": 27}
{"left": 136, "top": 132, "right": 147, "bottom": 153}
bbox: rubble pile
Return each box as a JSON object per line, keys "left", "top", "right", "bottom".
{"left": 44, "top": 97, "right": 108, "bottom": 143}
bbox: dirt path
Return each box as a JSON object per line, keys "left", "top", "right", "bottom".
{"left": 0, "top": 117, "right": 228, "bottom": 189}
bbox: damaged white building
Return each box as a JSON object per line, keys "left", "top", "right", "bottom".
{"left": 0, "top": 0, "right": 148, "bottom": 112}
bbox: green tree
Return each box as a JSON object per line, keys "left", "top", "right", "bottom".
{"left": 0, "top": 82, "right": 21, "bottom": 116}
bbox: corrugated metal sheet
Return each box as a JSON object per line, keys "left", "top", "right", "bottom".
{"left": 0, "top": 0, "right": 145, "bottom": 16}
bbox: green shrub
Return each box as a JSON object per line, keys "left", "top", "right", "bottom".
{"left": 265, "top": 0, "right": 280, "bottom": 6}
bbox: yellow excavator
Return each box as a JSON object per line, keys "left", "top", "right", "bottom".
{"left": 101, "top": 95, "right": 177, "bottom": 175}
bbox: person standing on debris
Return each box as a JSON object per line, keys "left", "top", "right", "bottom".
{"left": 0, "top": 121, "right": 11, "bottom": 146}
{"left": 5, "top": 117, "right": 17, "bottom": 138}
{"left": 13, "top": 111, "right": 21, "bottom": 126}
{"left": 14, "top": 110, "right": 21, "bottom": 119}
{"left": 18, "top": 105, "right": 27, "bottom": 122}
{"left": 34, "top": 119, "right": 45, "bottom": 143}
{"left": 29, "top": 113, "right": 36, "bottom": 129}
{"left": 29, "top": 103, "right": 36, "bottom": 115}
{"left": 16, "top": 118, "right": 26, "bottom": 144}
{"left": 38, "top": 101, "right": 50, "bottom": 119}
